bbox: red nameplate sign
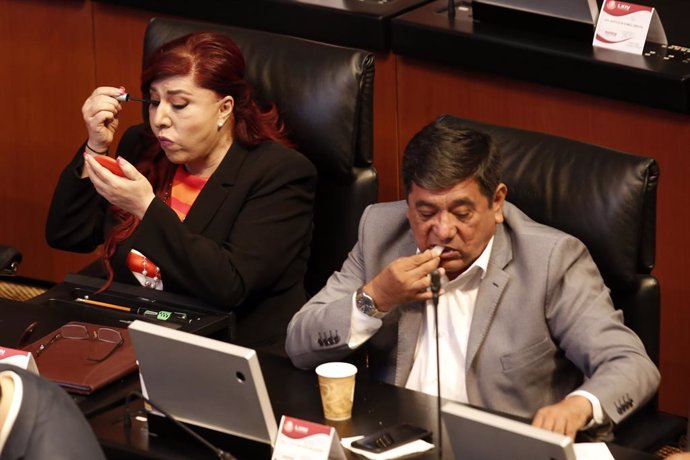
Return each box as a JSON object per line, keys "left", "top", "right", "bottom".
{"left": 272, "top": 415, "right": 345, "bottom": 460}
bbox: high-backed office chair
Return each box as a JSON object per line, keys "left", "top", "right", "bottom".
{"left": 141, "top": 18, "right": 378, "bottom": 296}
{"left": 442, "top": 114, "right": 683, "bottom": 451}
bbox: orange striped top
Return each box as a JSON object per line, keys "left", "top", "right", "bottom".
{"left": 170, "top": 165, "right": 209, "bottom": 221}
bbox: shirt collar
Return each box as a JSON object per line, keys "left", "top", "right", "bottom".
{"left": 473, "top": 235, "right": 494, "bottom": 279}
{"left": 444, "top": 236, "right": 495, "bottom": 289}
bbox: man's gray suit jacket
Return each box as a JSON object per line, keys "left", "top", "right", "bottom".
{"left": 286, "top": 200, "right": 659, "bottom": 428}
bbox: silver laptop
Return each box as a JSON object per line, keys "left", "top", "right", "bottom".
{"left": 442, "top": 401, "right": 576, "bottom": 460}
{"left": 128, "top": 320, "right": 277, "bottom": 445}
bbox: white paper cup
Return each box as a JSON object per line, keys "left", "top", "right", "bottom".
{"left": 315, "top": 362, "right": 357, "bottom": 421}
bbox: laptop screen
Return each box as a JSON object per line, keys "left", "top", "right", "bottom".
{"left": 128, "top": 320, "right": 277, "bottom": 445}
{"left": 442, "top": 401, "right": 576, "bottom": 460}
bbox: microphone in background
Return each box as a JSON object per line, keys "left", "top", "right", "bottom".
{"left": 430, "top": 269, "right": 443, "bottom": 458}
{"left": 124, "top": 391, "right": 237, "bottom": 460}
{"left": 448, "top": 0, "right": 456, "bottom": 19}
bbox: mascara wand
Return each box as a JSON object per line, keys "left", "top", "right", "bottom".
{"left": 116, "top": 93, "right": 150, "bottom": 104}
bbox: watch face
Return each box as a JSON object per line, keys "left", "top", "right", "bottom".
{"left": 357, "top": 288, "right": 381, "bottom": 318}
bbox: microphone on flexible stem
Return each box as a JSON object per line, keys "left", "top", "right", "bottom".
{"left": 430, "top": 269, "right": 442, "bottom": 458}
{"left": 431, "top": 270, "right": 441, "bottom": 306}
{"left": 448, "top": 0, "right": 456, "bottom": 19}
{"left": 124, "top": 391, "right": 237, "bottom": 460}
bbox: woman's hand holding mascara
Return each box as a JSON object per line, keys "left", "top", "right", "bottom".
{"left": 82, "top": 86, "right": 125, "bottom": 153}
{"left": 81, "top": 86, "right": 156, "bottom": 218}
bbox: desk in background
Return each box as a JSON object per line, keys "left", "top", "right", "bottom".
{"left": 95, "top": 0, "right": 432, "bottom": 51}
{"left": 90, "top": 353, "right": 659, "bottom": 460}
{"left": 391, "top": 0, "right": 690, "bottom": 113}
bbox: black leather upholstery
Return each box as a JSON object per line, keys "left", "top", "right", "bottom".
{"left": 441, "top": 115, "right": 659, "bottom": 362}
{"left": 143, "top": 18, "right": 378, "bottom": 295}
{"left": 441, "top": 115, "right": 684, "bottom": 450}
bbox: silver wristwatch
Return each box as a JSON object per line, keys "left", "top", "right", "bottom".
{"left": 356, "top": 286, "right": 386, "bottom": 319}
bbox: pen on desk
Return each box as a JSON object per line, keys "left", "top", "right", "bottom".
{"left": 75, "top": 297, "right": 132, "bottom": 312}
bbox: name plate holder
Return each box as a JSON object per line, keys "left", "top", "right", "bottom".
{"left": 593, "top": 0, "right": 667, "bottom": 54}
{"left": 272, "top": 415, "right": 346, "bottom": 460}
{"left": 0, "top": 346, "right": 38, "bottom": 374}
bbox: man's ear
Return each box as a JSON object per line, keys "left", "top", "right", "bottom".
{"left": 493, "top": 183, "right": 508, "bottom": 224}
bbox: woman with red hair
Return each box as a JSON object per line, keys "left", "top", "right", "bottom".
{"left": 46, "top": 33, "right": 316, "bottom": 355}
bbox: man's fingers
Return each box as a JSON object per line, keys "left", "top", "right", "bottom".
{"left": 405, "top": 251, "right": 441, "bottom": 279}
{"left": 532, "top": 410, "right": 551, "bottom": 431}
{"left": 371, "top": 249, "right": 444, "bottom": 308}
{"left": 408, "top": 248, "right": 439, "bottom": 265}
{"left": 532, "top": 400, "right": 590, "bottom": 441}
{"left": 552, "top": 418, "right": 567, "bottom": 436}
{"left": 564, "top": 422, "right": 578, "bottom": 441}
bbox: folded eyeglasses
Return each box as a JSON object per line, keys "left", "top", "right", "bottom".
{"left": 35, "top": 324, "right": 124, "bottom": 363}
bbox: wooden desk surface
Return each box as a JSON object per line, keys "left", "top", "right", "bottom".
{"left": 89, "top": 353, "right": 658, "bottom": 460}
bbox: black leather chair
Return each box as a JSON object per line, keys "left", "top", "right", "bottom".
{"left": 0, "top": 245, "right": 22, "bottom": 276}
{"left": 441, "top": 114, "right": 683, "bottom": 451}
{"left": 141, "top": 17, "right": 378, "bottom": 297}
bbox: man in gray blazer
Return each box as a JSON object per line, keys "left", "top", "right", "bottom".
{"left": 286, "top": 117, "right": 659, "bottom": 440}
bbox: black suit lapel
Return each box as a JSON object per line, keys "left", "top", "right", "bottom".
{"left": 183, "top": 142, "right": 248, "bottom": 234}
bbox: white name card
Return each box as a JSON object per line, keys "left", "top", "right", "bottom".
{"left": 0, "top": 346, "right": 38, "bottom": 374}
{"left": 593, "top": 1, "right": 667, "bottom": 54}
{"left": 272, "top": 415, "right": 346, "bottom": 460}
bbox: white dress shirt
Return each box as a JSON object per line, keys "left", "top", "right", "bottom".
{"left": 404, "top": 238, "right": 492, "bottom": 402}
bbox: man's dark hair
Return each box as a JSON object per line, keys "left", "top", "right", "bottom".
{"left": 402, "top": 116, "right": 502, "bottom": 205}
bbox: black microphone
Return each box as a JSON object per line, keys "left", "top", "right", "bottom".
{"left": 448, "top": 0, "right": 456, "bottom": 19}
{"left": 431, "top": 270, "right": 441, "bottom": 305}
{"left": 124, "top": 391, "right": 236, "bottom": 460}
{"left": 430, "top": 269, "right": 442, "bottom": 458}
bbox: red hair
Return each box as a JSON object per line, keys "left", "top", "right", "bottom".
{"left": 100, "top": 32, "right": 291, "bottom": 290}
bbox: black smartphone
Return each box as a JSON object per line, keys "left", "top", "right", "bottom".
{"left": 351, "top": 423, "right": 432, "bottom": 453}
